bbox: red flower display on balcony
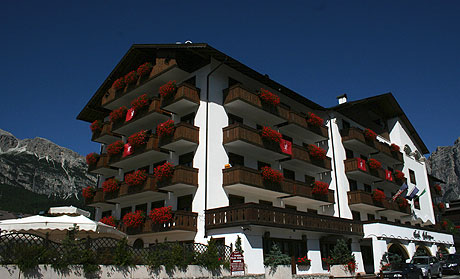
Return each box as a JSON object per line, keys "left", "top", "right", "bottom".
{"left": 137, "top": 62, "right": 153, "bottom": 77}
{"left": 159, "top": 81, "right": 178, "bottom": 98}
{"left": 130, "top": 94, "right": 150, "bottom": 111}
{"left": 260, "top": 166, "right": 283, "bottom": 183}
{"left": 107, "top": 140, "right": 124, "bottom": 156}
{"left": 90, "top": 120, "right": 102, "bottom": 133}
{"left": 260, "top": 126, "right": 282, "bottom": 143}
{"left": 125, "top": 170, "right": 148, "bottom": 187}
{"left": 154, "top": 162, "right": 174, "bottom": 181}
{"left": 438, "top": 202, "right": 445, "bottom": 210}
{"left": 258, "top": 88, "right": 280, "bottom": 106}
{"left": 109, "top": 106, "right": 127, "bottom": 123}
{"left": 372, "top": 189, "right": 386, "bottom": 203}
{"left": 391, "top": 143, "right": 400, "bottom": 152}
{"left": 297, "top": 256, "right": 311, "bottom": 265}
{"left": 442, "top": 220, "right": 448, "bottom": 228}
{"left": 82, "top": 186, "right": 95, "bottom": 199}
{"left": 312, "top": 181, "right": 329, "bottom": 196}
{"left": 122, "top": 210, "right": 145, "bottom": 228}
{"left": 148, "top": 206, "right": 173, "bottom": 224}
{"left": 307, "top": 144, "right": 327, "bottom": 160}
{"left": 85, "top": 153, "right": 99, "bottom": 165}
{"left": 157, "top": 120, "right": 175, "bottom": 138}
{"left": 127, "top": 130, "right": 148, "bottom": 147}
{"left": 397, "top": 197, "right": 409, "bottom": 208}
{"left": 394, "top": 170, "right": 405, "bottom": 180}
{"left": 368, "top": 158, "right": 382, "bottom": 170}
{"left": 112, "top": 77, "right": 125, "bottom": 90}
{"left": 306, "top": 112, "right": 324, "bottom": 127}
{"left": 102, "top": 178, "right": 120, "bottom": 193}
{"left": 124, "top": 70, "right": 138, "bottom": 85}
{"left": 364, "top": 128, "right": 377, "bottom": 140}
{"left": 99, "top": 216, "right": 117, "bottom": 227}
{"left": 434, "top": 184, "right": 442, "bottom": 194}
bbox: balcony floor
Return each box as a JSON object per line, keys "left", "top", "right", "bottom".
{"left": 161, "top": 139, "right": 198, "bottom": 154}
{"left": 93, "top": 134, "right": 120, "bottom": 145}
{"left": 89, "top": 166, "right": 118, "bottom": 177}
{"left": 279, "top": 123, "right": 327, "bottom": 144}
{"left": 112, "top": 112, "right": 170, "bottom": 136}
{"left": 343, "top": 138, "right": 378, "bottom": 154}
{"left": 224, "top": 140, "right": 289, "bottom": 162}
{"left": 110, "top": 150, "right": 169, "bottom": 171}
{"left": 346, "top": 169, "right": 382, "bottom": 184}
{"left": 162, "top": 98, "right": 199, "bottom": 116}
{"left": 224, "top": 100, "right": 286, "bottom": 126}
{"left": 280, "top": 158, "right": 330, "bottom": 175}
{"left": 106, "top": 190, "right": 166, "bottom": 204}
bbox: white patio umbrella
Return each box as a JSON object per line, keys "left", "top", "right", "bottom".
{"left": 48, "top": 205, "right": 91, "bottom": 217}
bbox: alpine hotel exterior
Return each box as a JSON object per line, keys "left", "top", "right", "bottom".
{"left": 78, "top": 43, "right": 455, "bottom": 275}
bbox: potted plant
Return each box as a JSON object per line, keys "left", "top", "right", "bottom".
{"left": 102, "top": 178, "right": 120, "bottom": 200}
{"left": 130, "top": 94, "right": 150, "bottom": 112}
{"left": 148, "top": 206, "right": 173, "bottom": 224}
{"left": 124, "top": 70, "right": 138, "bottom": 88}
{"left": 99, "top": 216, "right": 117, "bottom": 227}
{"left": 306, "top": 112, "right": 324, "bottom": 127}
{"left": 364, "top": 128, "right": 377, "bottom": 141}
{"left": 307, "top": 144, "right": 327, "bottom": 160}
{"left": 264, "top": 244, "right": 290, "bottom": 274}
{"left": 85, "top": 152, "right": 99, "bottom": 166}
{"left": 127, "top": 130, "right": 149, "bottom": 147}
{"left": 82, "top": 186, "right": 96, "bottom": 200}
{"left": 122, "top": 210, "right": 145, "bottom": 234}
{"left": 154, "top": 162, "right": 174, "bottom": 185}
{"left": 90, "top": 120, "right": 103, "bottom": 134}
{"left": 111, "top": 77, "right": 125, "bottom": 92}
{"left": 368, "top": 158, "right": 382, "bottom": 170}
{"left": 260, "top": 126, "right": 282, "bottom": 150}
{"left": 109, "top": 106, "right": 127, "bottom": 123}
{"left": 157, "top": 119, "right": 175, "bottom": 140}
{"left": 260, "top": 166, "right": 283, "bottom": 184}
{"left": 124, "top": 169, "right": 148, "bottom": 187}
{"left": 258, "top": 88, "right": 280, "bottom": 106}
{"left": 312, "top": 181, "right": 329, "bottom": 197}
{"left": 107, "top": 140, "right": 124, "bottom": 157}
{"left": 159, "top": 81, "right": 178, "bottom": 98}
{"left": 396, "top": 197, "right": 409, "bottom": 209}
{"left": 372, "top": 189, "right": 386, "bottom": 203}
{"left": 324, "top": 239, "right": 357, "bottom": 277}
{"left": 137, "top": 62, "right": 153, "bottom": 81}
{"left": 297, "top": 256, "right": 311, "bottom": 266}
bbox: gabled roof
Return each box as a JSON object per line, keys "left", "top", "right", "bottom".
{"left": 330, "top": 93, "right": 429, "bottom": 154}
{"left": 77, "top": 43, "right": 323, "bottom": 122}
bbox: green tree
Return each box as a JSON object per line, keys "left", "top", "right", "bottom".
{"left": 235, "top": 235, "right": 244, "bottom": 254}
{"left": 263, "top": 244, "right": 290, "bottom": 267}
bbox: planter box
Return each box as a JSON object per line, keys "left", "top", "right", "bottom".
{"left": 265, "top": 265, "right": 291, "bottom": 279}
{"left": 330, "top": 264, "right": 355, "bottom": 277}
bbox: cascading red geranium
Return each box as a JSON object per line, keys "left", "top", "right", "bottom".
{"left": 85, "top": 152, "right": 99, "bottom": 165}
{"left": 148, "top": 206, "right": 173, "bottom": 224}
{"left": 90, "top": 120, "right": 103, "bottom": 133}
{"left": 107, "top": 140, "right": 124, "bottom": 156}
{"left": 368, "top": 158, "right": 382, "bottom": 170}
{"left": 130, "top": 94, "right": 150, "bottom": 111}
{"left": 308, "top": 144, "right": 327, "bottom": 160}
{"left": 260, "top": 126, "right": 282, "bottom": 143}
{"left": 127, "top": 130, "right": 149, "bottom": 147}
{"left": 125, "top": 170, "right": 148, "bottom": 187}
{"left": 372, "top": 189, "right": 386, "bottom": 203}
{"left": 109, "top": 106, "right": 127, "bottom": 123}
{"left": 122, "top": 210, "right": 145, "bottom": 228}
{"left": 260, "top": 166, "right": 283, "bottom": 183}
{"left": 394, "top": 170, "right": 405, "bottom": 180}
{"left": 137, "top": 62, "right": 153, "bottom": 77}
{"left": 306, "top": 112, "right": 324, "bottom": 127}
{"left": 112, "top": 77, "right": 125, "bottom": 90}
{"left": 159, "top": 81, "right": 178, "bottom": 98}
{"left": 82, "top": 186, "right": 95, "bottom": 199}
{"left": 157, "top": 120, "right": 175, "bottom": 138}
{"left": 154, "top": 162, "right": 174, "bottom": 181}
{"left": 124, "top": 70, "right": 138, "bottom": 85}
{"left": 442, "top": 220, "right": 448, "bottom": 228}
{"left": 99, "top": 216, "right": 117, "bottom": 227}
{"left": 102, "top": 178, "right": 120, "bottom": 193}
{"left": 391, "top": 143, "right": 400, "bottom": 152}
{"left": 312, "top": 181, "right": 329, "bottom": 196}
{"left": 397, "top": 197, "right": 409, "bottom": 208}
{"left": 364, "top": 128, "right": 377, "bottom": 140}
{"left": 258, "top": 88, "right": 280, "bottom": 106}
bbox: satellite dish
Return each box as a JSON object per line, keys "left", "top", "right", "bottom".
{"left": 404, "top": 145, "right": 412, "bottom": 155}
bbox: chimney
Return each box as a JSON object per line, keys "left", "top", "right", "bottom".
{"left": 336, "top": 94, "right": 348, "bottom": 105}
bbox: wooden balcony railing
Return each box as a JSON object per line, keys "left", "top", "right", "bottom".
{"left": 159, "top": 123, "right": 199, "bottom": 148}
{"left": 87, "top": 154, "right": 117, "bottom": 176}
{"left": 205, "top": 203, "right": 363, "bottom": 235}
{"left": 91, "top": 122, "right": 119, "bottom": 144}
{"left": 286, "top": 111, "right": 329, "bottom": 139}
{"left": 108, "top": 134, "right": 167, "bottom": 166}
{"left": 120, "top": 211, "right": 198, "bottom": 235}
{"left": 374, "top": 141, "right": 404, "bottom": 164}
{"left": 117, "top": 175, "right": 158, "bottom": 198}
{"left": 157, "top": 165, "right": 199, "bottom": 190}
{"left": 344, "top": 158, "right": 385, "bottom": 181}
{"left": 290, "top": 144, "right": 332, "bottom": 171}
{"left": 348, "top": 190, "right": 411, "bottom": 215}
{"left": 161, "top": 83, "right": 200, "bottom": 112}
{"left": 84, "top": 188, "right": 105, "bottom": 206}
{"left": 341, "top": 127, "right": 378, "bottom": 153}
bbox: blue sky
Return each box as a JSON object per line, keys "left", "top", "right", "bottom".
{"left": 1, "top": 1, "right": 459, "bottom": 156}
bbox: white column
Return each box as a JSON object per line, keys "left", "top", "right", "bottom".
{"left": 114, "top": 203, "right": 121, "bottom": 220}
{"left": 95, "top": 208, "right": 102, "bottom": 221}
{"left": 371, "top": 237, "right": 388, "bottom": 274}
{"left": 244, "top": 233, "right": 265, "bottom": 274}
{"left": 407, "top": 241, "right": 416, "bottom": 259}
{"left": 351, "top": 238, "right": 365, "bottom": 273}
{"left": 307, "top": 236, "right": 324, "bottom": 274}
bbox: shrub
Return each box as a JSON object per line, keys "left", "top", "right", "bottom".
{"left": 306, "top": 112, "right": 324, "bottom": 127}
{"left": 102, "top": 178, "right": 120, "bottom": 193}
{"left": 196, "top": 238, "right": 224, "bottom": 271}
{"left": 264, "top": 244, "right": 290, "bottom": 267}
{"left": 260, "top": 166, "right": 283, "bottom": 183}
{"left": 112, "top": 238, "right": 135, "bottom": 267}
{"left": 157, "top": 119, "right": 175, "bottom": 138}
{"left": 394, "top": 170, "right": 405, "bottom": 180}
{"left": 85, "top": 152, "right": 99, "bottom": 165}
{"left": 82, "top": 186, "right": 95, "bottom": 199}
{"left": 131, "top": 94, "right": 150, "bottom": 111}
{"left": 128, "top": 130, "right": 149, "bottom": 147}
{"left": 109, "top": 106, "right": 127, "bottom": 122}
{"left": 325, "top": 239, "right": 357, "bottom": 273}
{"left": 235, "top": 235, "right": 244, "bottom": 254}
{"left": 308, "top": 144, "right": 327, "bottom": 160}
{"left": 122, "top": 210, "right": 145, "bottom": 228}
{"left": 258, "top": 88, "right": 280, "bottom": 106}
{"left": 312, "top": 181, "right": 329, "bottom": 196}
{"left": 372, "top": 189, "right": 386, "bottom": 202}
{"left": 137, "top": 62, "right": 153, "bottom": 77}
{"left": 90, "top": 120, "right": 102, "bottom": 133}
{"left": 107, "top": 140, "right": 124, "bottom": 156}
{"left": 368, "top": 158, "right": 382, "bottom": 169}
{"left": 260, "top": 126, "right": 282, "bottom": 143}
{"left": 99, "top": 216, "right": 117, "bottom": 227}
{"left": 125, "top": 170, "right": 148, "bottom": 186}
{"left": 149, "top": 206, "right": 173, "bottom": 224}
{"left": 391, "top": 143, "right": 400, "bottom": 152}
{"left": 364, "top": 128, "right": 377, "bottom": 140}
{"left": 112, "top": 77, "right": 125, "bottom": 90}
{"left": 124, "top": 70, "right": 138, "bottom": 85}
{"left": 159, "top": 81, "right": 177, "bottom": 98}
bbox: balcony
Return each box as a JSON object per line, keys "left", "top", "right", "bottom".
{"left": 223, "top": 124, "right": 290, "bottom": 161}
{"left": 88, "top": 154, "right": 118, "bottom": 176}
{"left": 372, "top": 141, "right": 404, "bottom": 166}
{"left": 111, "top": 98, "right": 171, "bottom": 136}
{"left": 223, "top": 166, "right": 334, "bottom": 207}
{"left": 280, "top": 144, "right": 332, "bottom": 174}
{"left": 105, "top": 175, "right": 165, "bottom": 204}
{"left": 156, "top": 165, "right": 198, "bottom": 192}
{"left": 278, "top": 111, "right": 328, "bottom": 143}
{"left": 84, "top": 188, "right": 107, "bottom": 207}
{"left": 205, "top": 203, "right": 363, "bottom": 235}
{"left": 344, "top": 158, "right": 385, "bottom": 184}
{"left": 374, "top": 171, "right": 404, "bottom": 190}
{"left": 161, "top": 83, "right": 200, "bottom": 116}
{"left": 159, "top": 123, "right": 199, "bottom": 154}
{"left": 223, "top": 84, "right": 289, "bottom": 126}
{"left": 109, "top": 135, "right": 169, "bottom": 171}
{"left": 120, "top": 211, "right": 198, "bottom": 235}
{"left": 341, "top": 127, "right": 378, "bottom": 154}
{"left": 91, "top": 122, "right": 120, "bottom": 144}
{"left": 348, "top": 191, "right": 411, "bottom": 217}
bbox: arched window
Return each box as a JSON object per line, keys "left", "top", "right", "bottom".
{"left": 133, "top": 238, "right": 144, "bottom": 249}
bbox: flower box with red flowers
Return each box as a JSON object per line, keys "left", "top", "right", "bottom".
{"left": 306, "top": 112, "right": 324, "bottom": 127}
{"left": 438, "top": 202, "right": 445, "bottom": 210}
{"left": 368, "top": 158, "right": 382, "bottom": 170}
{"left": 128, "top": 130, "right": 149, "bottom": 147}
{"left": 260, "top": 126, "right": 282, "bottom": 151}
{"left": 297, "top": 256, "right": 311, "bottom": 266}
{"left": 130, "top": 94, "right": 150, "bottom": 112}
{"left": 394, "top": 170, "right": 405, "bottom": 180}
{"left": 86, "top": 152, "right": 100, "bottom": 166}
{"left": 312, "top": 181, "right": 329, "bottom": 197}
{"left": 154, "top": 162, "right": 174, "bottom": 183}
{"left": 109, "top": 106, "right": 127, "bottom": 123}
{"left": 90, "top": 120, "right": 103, "bottom": 133}
{"left": 112, "top": 77, "right": 125, "bottom": 91}
{"left": 260, "top": 166, "right": 283, "bottom": 184}
{"left": 99, "top": 216, "right": 117, "bottom": 227}
{"left": 148, "top": 206, "right": 173, "bottom": 224}
{"left": 82, "top": 186, "right": 96, "bottom": 200}
{"left": 102, "top": 178, "right": 120, "bottom": 196}
{"left": 124, "top": 170, "right": 148, "bottom": 187}
{"left": 124, "top": 70, "right": 138, "bottom": 86}
{"left": 397, "top": 197, "right": 409, "bottom": 209}
{"left": 434, "top": 184, "right": 442, "bottom": 195}
{"left": 258, "top": 88, "right": 280, "bottom": 107}
{"left": 159, "top": 81, "right": 178, "bottom": 98}
{"left": 372, "top": 189, "right": 386, "bottom": 203}
{"left": 107, "top": 140, "right": 124, "bottom": 157}
{"left": 308, "top": 144, "right": 327, "bottom": 160}
{"left": 441, "top": 220, "right": 448, "bottom": 229}
{"left": 157, "top": 120, "right": 175, "bottom": 139}
{"left": 137, "top": 62, "right": 153, "bottom": 79}
{"left": 122, "top": 210, "right": 145, "bottom": 232}
{"left": 390, "top": 143, "right": 400, "bottom": 152}
{"left": 364, "top": 128, "right": 377, "bottom": 141}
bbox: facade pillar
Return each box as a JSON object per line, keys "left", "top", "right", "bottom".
{"left": 407, "top": 241, "right": 416, "bottom": 259}
{"left": 351, "top": 238, "right": 365, "bottom": 273}
{"left": 307, "top": 236, "right": 324, "bottom": 274}
{"left": 371, "top": 236, "right": 388, "bottom": 273}
{"left": 95, "top": 207, "right": 102, "bottom": 221}
{"left": 114, "top": 203, "right": 121, "bottom": 220}
{"left": 243, "top": 233, "right": 265, "bottom": 274}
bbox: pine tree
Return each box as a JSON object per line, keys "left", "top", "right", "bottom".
{"left": 235, "top": 235, "right": 244, "bottom": 254}
{"left": 263, "top": 244, "right": 290, "bottom": 267}
{"left": 329, "top": 238, "right": 355, "bottom": 265}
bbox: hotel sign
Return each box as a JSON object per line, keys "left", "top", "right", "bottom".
{"left": 413, "top": 230, "right": 434, "bottom": 241}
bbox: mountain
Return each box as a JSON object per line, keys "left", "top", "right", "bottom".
{"left": 427, "top": 137, "right": 460, "bottom": 202}
{"left": 0, "top": 129, "right": 96, "bottom": 213}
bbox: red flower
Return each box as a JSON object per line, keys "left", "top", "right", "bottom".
{"left": 157, "top": 120, "right": 175, "bottom": 138}
{"left": 394, "top": 170, "right": 405, "bottom": 180}
{"left": 391, "top": 143, "right": 400, "bottom": 152}
{"left": 112, "top": 77, "right": 125, "bottom": 90}
{"left": 297, "top": 256, "right": 311, "bottom": 265}
{"left": 130, "top": 94, "right": 150, "bottom": 111}
{"left": 90, "top": 120, "right": 102, "bottom": 133}
{"left": 347, "top": 261, "right": 357, "bottom": 272}
{"left": 128, "top": 130, "right": 149, "bottom": 147}
{"left": 159, "top": 81, "right": 177, "bottom": 98}
{"left": 434, "top": 184, "right": 442, "bottom": 194}
{"left": 368, "top": 158, "right": 382, "bottom": 169}
{"left": 82, "top": 186, "right": 95, "bottom": 199}
{"left": 260, "top": 126, "right": 282, "bottom": 143}
{"left": 107, "top": 140, "right": 124, "bottom": 156}
{"left": 122, "top": 210, "right": 145, "bottom": 228}
{"left": 442, "top": 220, "right": 448, "bottom": 228}
{"left": 364, "top": 128, "right": 377, "bottom": 140}
{"left": 148, "top": 206, "right": 173, "bottom": 224}
{"left": 86, "top": 152, "right": 99, "bottom": 165}
{"left": 260, "top": 166, "right": 283, "bottom": 183}
{"left": 438, "top": 202, "right": 445, "bottom": 210}
{"left": 102, "top": 178, "right": 120, "bottom": 193}
{"left": 258, "top": 88, "right": 280, "bottom": 106}
{"left": 124, "top": 70, "right": 138, "bottom": 85}
{"left": 125, "top": 170, "right": 148, "bottom": 186}
{"left": 397, "top": 197, "right": 409, "bottom": 208}
{"left": 137, "top": 62, "right": 153, "bottom": 77}
{"left": 99, "top": 216, "right": 117, "bottom": 227}
{"left": 154, "top": 162, "right": 174, "bottom": 181}
{"left": 312, "top": 181, "right": 329, "bottom": 196}
{"left": 308, "top": 144, "right": 327, "bottom": 160}
{"left": 306, "top": 112, "right": 324, "bottom": 127}
{"left": 109, "top": 106, "right": 127, "bottom": 123}
{"left": 372, "top": 189, "right": 386, "bottom": 202}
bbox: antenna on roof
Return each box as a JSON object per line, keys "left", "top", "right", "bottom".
{"left": 185, "top": 40, "right": 193, "bottom": 44}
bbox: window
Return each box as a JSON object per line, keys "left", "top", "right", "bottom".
{"left": 102, "top": 210, "right": 112, "bottom": 218}
{"left": 280, "top": 102, "right": 291, "bottom": 110}
{"left": 228, "top": 153, "right": 244, "bottom": 167}
{"left": 388, "top": 166, "right": 394, "bottom": 173}
{"left": 349, "top": 179, "right": 358, "bottom": 191}
{"left": 228, "top": 113, "right": 243, "bottom": 125}
{"left": 135, "top": 203, "right": 147, "bottom": 213}
{"left": 229, "top": 195, "right": 245, "bottom": 206}
{"left": 151, "top": 200, "right": 165, "bottom": 209}
{"left": 364, "top": 184, "right": 371, "bottom": 193}
{"left": 414, "top": 197, "right": 420, "bottom": 210}
{"left": 180, "top": 113, "right": 195, "bottom": 125}
{"left": 177, "top": 195, "right": 193, "bottom": 211}
{"left": 256, "top": 124, "right": 263, "bottom": 131}
{"left": 283, "top": 169, "right": 295, "bottom": 180}
{"left": 184, "top": 76, "right": 196, "bottom": 86}
{"left": 179, "top": 152, "right": 194, "bottom": 167}
{"left": 305, "top": 174, "right": 315, "bottom": 185}
{"left": 282, "top": 134, "right": 293, "bottom": 142}
{"left": 228, "top": 77, "right": 241, "bottom": 87}
{"left": 409, "top": 169, "right": 416, "bottom": 184}
{"left": 259, "top": 200, "right": 273, "bottom": 206}
{"left": 367, "top": 214, "right": 375, "bottom": 221}
{"left": 345, "top": 149, "right": 354, "bottom": 159}
{"left": 257, "top": 161, "right": 270, "bottom": 170}
{"left": 352, "top": 211, "right": 361, "bottom": 221}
